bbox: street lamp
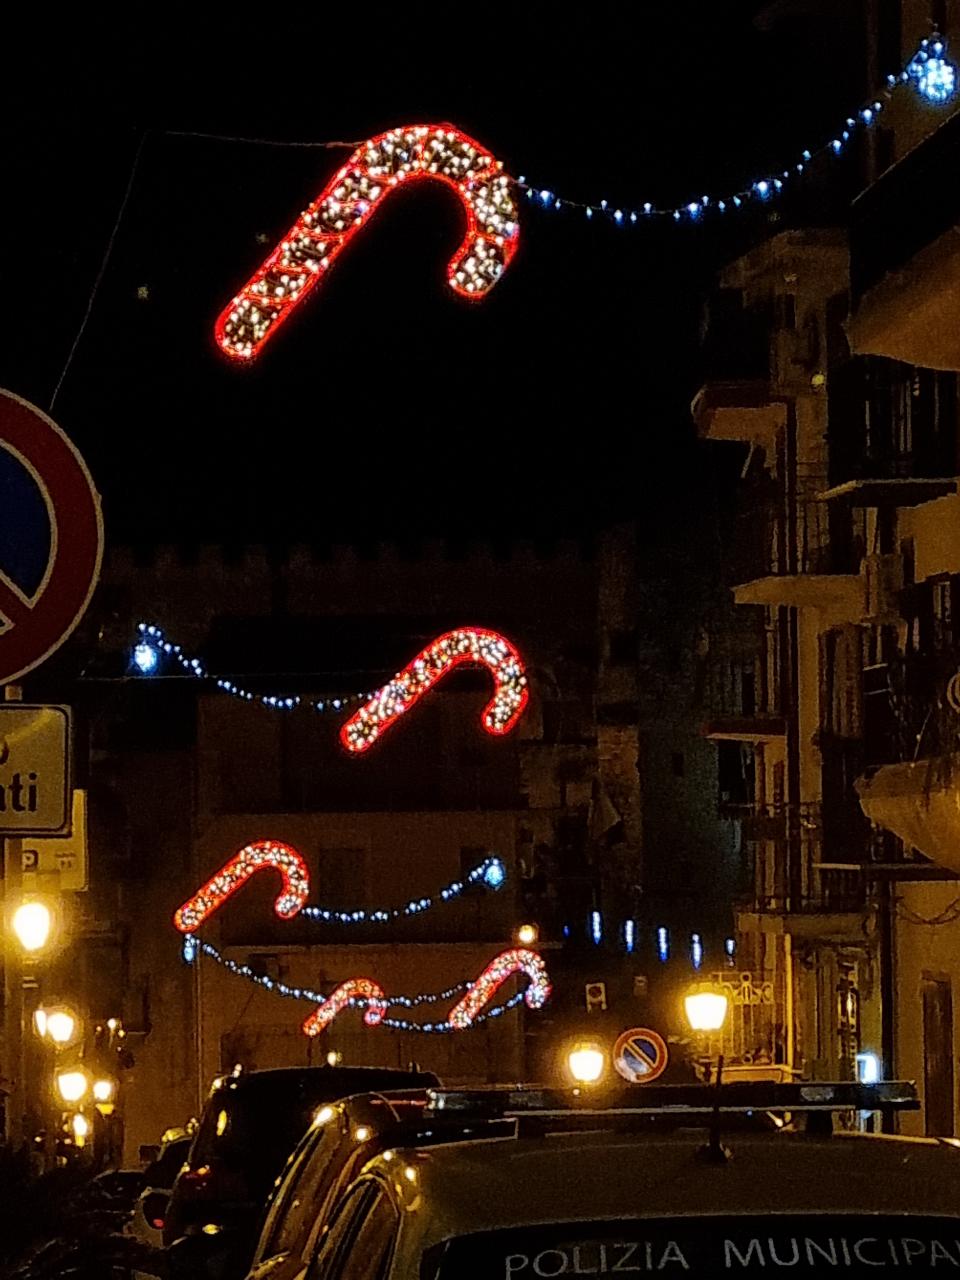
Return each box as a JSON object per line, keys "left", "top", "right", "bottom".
{"left": 45, "top": 1008, "right": 80, "bottom": 1048}
{"left": 516, "top": 923, "right": 539, "bottom": 946}
{"left": 92, "top": 1078, "right": 115, "bottom": 1104}
{"left": 71, "top": 1113, "right": 89, "bottom": 1148}
{"left": 684, "top": 985, "right": 729, "bottom": 1034}
{"left": 56, "top": 1069, "right": 89, "bottom": 1105}
{"left": 684, "top": 982, "right": 729, "bottom": 1088}
{"left": 11, "top": 901, "right": 52, "bottom": 953}
{"left": 565, "top": 1039, "right": 607, "bottom": 1086}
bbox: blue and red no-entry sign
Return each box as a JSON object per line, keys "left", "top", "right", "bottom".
{"left": 613, "top": 1026, "right": 669, "bottom": 1084}
{"left": 0, "top": 390, "right": 103, "bottom": 686}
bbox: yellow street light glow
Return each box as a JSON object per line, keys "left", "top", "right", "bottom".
{"left": 566, "top": 1041, "right": 606, "bottom": 1085}
{"left": 326, "top": 1050, "right": 342, "bottom": 1066}
{"left": 684, "top": 986, "right": 729, "bottom": 1034}
{"left": 107, "top": 1018, "right": 119, "bottom": 1032}
{"left": 355, "top": 1126, "right": 372, "bottom": 1142}
{"left": 313, "top": 1105, "right": 336, "bottom": 1128}
{"left": 12, "top": 901, "right": 52, "bottom": 952}
{"left": 215, "top": 1109, "right": 229, "bottom": 1136}
{"left": 92, "top": 1078, "right": 115, "bottom": 1103}
{"left": 46, "top": 1009, "right": 78, "bottom": 1046}
{"left": 72, "top": 1113, "right": 89, "bottom": 1140}
{"left": 56, "top": 1070, "right": 89, "bottom": 1104}
{"left": 403, "top": 1165, "right": 418, "bottom": 1183}
{"left": 33, "top": 1009, "right": 47, "bottom": 1039}
{"left": 516, "top": 923, "right": 538, "bottom": 946}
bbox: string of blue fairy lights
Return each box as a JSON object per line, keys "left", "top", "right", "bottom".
{"left": 188, "top": 937, "right": 525, "bottom": 1032}
{"left": 515, "top": 34, "right": 957, "bottom": 225}
{"left": 133, "top": 623, "right": 374, "bottom": 714}
{"left": 300, "top": 854, "right": 505, "bottom": 924}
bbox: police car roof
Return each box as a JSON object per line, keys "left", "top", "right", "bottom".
{"left": 374, "top": 1129, "right": 960, "bottom": 1251}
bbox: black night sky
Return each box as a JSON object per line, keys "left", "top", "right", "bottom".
{"left": 1, "top": 3, "right": 869, "bottom": 546}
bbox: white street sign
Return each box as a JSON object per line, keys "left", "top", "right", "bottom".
{"left": 0, "top": 705, "right": 70, "bottom": 834}
{"left": 21, "top": 789, "right": 87, "bottom": 889}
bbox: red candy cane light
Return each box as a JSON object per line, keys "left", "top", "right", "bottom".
{"left": 174, "top": 840, "right": 310, "bottom": 933}
{"left": 447, "top": 948, "right": 552, "bottom": 1030}
{"left": 216, "top": 124, "right": 520, "bottom": 361}
{"left": 341, "top": 628, "right": 528, "bottom": 755}
{"left": 302, "top": 978, "right": 388, "bottom": 1037}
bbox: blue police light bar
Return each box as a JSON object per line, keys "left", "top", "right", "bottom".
{"left": 426, "top": 1081, "right": 918, "bottom": 1117}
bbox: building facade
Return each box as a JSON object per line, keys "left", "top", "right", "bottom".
{"left": 697, "top": 0, "right": 960, "bottom": 1129}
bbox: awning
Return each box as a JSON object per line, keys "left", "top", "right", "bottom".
{"left": 856, "top": 757, "right": 960, "bottom": 875}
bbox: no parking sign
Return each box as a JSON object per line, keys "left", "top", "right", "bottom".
{"left": 0, "top": 390, "right": 103, "bottom": 685}
{"left": 613, "top": 1026, "right": 669, "bottom": 1084}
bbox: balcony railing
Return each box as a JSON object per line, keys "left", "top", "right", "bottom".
{"left": 742, "top": 802, "right": 871, "bottom": 916}
{"left": 863, "top": 651, "right": 960, "bottom": 768}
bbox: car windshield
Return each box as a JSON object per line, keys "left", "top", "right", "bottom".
{"left": 432, "top": 1218, "right": 960, "bottom": 1280}
{"left": 144, "top": 1138, "right": 191, "bottom": 1189}
{"left": 191, "top": 1070, "right": 436, "bottom": 1204}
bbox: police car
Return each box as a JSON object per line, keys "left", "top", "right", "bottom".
{"left": 299, "top": 1082, "right": 960, "bottom": 1280}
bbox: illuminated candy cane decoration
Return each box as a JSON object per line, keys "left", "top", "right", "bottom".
{"left": 302, "top": 978, "right": 387, "bottom": 1037}
{"left": 341, "top": 627, "right": 528, "bottom": 754}
{"left": 174, "top": 840, "right": 310, "bottom": 933}
{"left": 447, "top": 949, "right": 552, "bottom": 1030}
{"left": 216, "top": 123, "right": 520, "bottom": 361}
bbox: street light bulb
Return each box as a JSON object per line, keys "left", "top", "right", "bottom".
{"left": 684, "top": 987, "right": 729, "bottom": 1033}
{"left": 46, "top": 1010, "right": 78, "bottom": 1046}
{"left": 567, "top": 1042, "right": 606, "bottom": 1085}
{"left": 56, "top": 1070, "right": 89, "bottom": 1104}
{"left": 72, "top": 1113, "right": 89, "bottom": 1140}
{"left": 12, "top": 901, "right": 52, "bottom": 952}
{"left": 516, "top": 923, "right": 538, "bottom": 946}
{"left": 33, "top": 1009, "right": 48, "bottom": 1039}
{"left": 92, "top": 1078, "right": 115, "bottom": 1103}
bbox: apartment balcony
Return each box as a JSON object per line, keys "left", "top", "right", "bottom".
{"left": 702, "top": 714, "right": 786, "bottom": 744}
{"left": 857, "top": 755, "right": 960, "bottom": 877}
{"left": 734, "top": 572, "right": 863, "bottom": 621}
{"left": 736, "top": 805, "right": 873, "bottom": 943}
{"left": 692, "top": 383, "right": 786, "bottom": 450}
{"left": 848, "top": 108, "right": 960, "bottom": 371}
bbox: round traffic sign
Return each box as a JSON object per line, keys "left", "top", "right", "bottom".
{"left": 613, "top": 1026, "right": 669, "bottom": 1084}
{"left": 0, "top": 390, "right": 103, "bottom": 685}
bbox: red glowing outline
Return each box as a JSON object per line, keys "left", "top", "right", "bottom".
{"left": 447, "top": 948, "right": 552, "bottom": 1029}
{"left": 302, "top": 978, "right": 387, "bottom": 1037}
{"left": 174, "top": 840, "right": 310, "bottom": 933}
{"left": 340, "top": 627, "right": 528, "bottom": 754}
{"left": 216, "top": 124, "right": 520, "bottom": 361}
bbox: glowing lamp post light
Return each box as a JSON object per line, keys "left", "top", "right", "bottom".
{"left": 45, "top": 1008, "right": 80, "bottom": 1049}
{"left": 56, "top": 1069, "right": 89, "bottom": 1105}
{"left": 684, "top": 986, "right": 729, "bottom": 1035}
{"left": 92, "top": 1078, "right": 115, "bottom": 1104}
{"left": 684, "top": 982, "right": 729, "bottom": 1086}
{"left": 11, "top": 901, "right": 53, "bottom": 953}
{"left": 566, "top": 1040, "right": 607, "bottom": 1087}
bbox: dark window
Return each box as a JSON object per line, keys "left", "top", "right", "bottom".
{"left": 608, "top": 629, "right": 638, "bottom": 665}
{"left": 774, "top": 294, "right": 796, "bottom": 331}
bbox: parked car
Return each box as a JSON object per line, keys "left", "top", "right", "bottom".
{"left": 164, "top": 1064, "right": 440, "bottom": 1278}
{"left": 128, "top": 1131, "right": 194, "bottom": 1249}
{"left": 303, "top": 1080, "right": 959, "bottom": 1280}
